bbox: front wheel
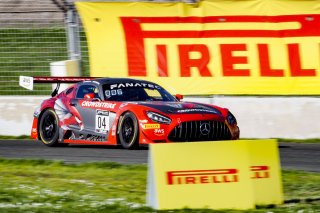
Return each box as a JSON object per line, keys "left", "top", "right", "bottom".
{"left": 118, "top": 112, "right": 139, "bottom": 149}
{"left": 39, "top": 109, "right": 60, "bottom": 147}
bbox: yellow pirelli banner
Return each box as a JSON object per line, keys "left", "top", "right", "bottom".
{"left": 76, "top": 0, "right": 320, "bottom": 95}
{"left": 147, "top": 140, "right": 283, "bottom": 210}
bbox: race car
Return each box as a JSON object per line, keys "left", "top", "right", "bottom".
{"left": 19, "top": 76, "right": 239, "bottom": 149}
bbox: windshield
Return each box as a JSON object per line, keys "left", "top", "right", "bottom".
{"left": 102, "top": 82, "right": 177, "bottom": 102}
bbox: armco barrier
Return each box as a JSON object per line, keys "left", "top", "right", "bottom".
{"left": 0, "top": 96, "right": 319, "bottom": 138}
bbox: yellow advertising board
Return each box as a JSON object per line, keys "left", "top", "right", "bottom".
{"left": 76, "top": 0, "right": 320, "bottom": 95}
{"left": 247, "top": 140, "right": 283, "bottom": 205}
{"left": 147, "top": 140, "right": 283, "bottom": 210}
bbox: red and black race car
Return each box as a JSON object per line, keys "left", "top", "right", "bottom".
{"left": 19, "top": 76, "right": 239, "bottom": 149}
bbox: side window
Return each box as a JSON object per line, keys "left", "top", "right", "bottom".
{"left": 76, "top": 85, "right": 100, "bottom": 99}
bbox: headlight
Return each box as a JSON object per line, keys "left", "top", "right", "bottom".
{"left": 226, "top": 111, "right": 237, "bottom": 125}
{"left": 146, "top": 111, "right": 171, "bottom": 124}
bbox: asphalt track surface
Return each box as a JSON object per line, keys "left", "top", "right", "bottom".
{"left": 0, "top": 140, "right": 319, "bottom": 172}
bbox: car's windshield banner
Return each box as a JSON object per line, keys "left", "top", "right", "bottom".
{"left": 109, "top": 83, "right": 161, "bottom": 90}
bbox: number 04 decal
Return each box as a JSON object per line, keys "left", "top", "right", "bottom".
{"left": 95, "top": 110, "right": 110, "bottom": 134}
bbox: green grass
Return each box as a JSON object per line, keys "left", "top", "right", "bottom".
{"left": 277, "top": 138, "right": 320, "bottom": 143}
{"left": 0, "top": 159, "right": 318, "bottom": 212}
{"left": 0, "top": 135, "right": 30, "bottom": 140}
{"left": 0, "top": 159, "right": 147, "bottom": 213}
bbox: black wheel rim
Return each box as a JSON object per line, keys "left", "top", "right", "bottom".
{"left": 121, "top": 117, "right": 135, "bottom": 145}
{"left": 42, "top": 114, "right": 57, "bottom": 141}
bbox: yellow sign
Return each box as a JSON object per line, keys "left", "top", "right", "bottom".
{"left": 246, "top": 140, "right": 283, "bottom": 205}
{"left": 76, "top": 0, "right": 320, "bottom": 95}
{"left": 147, "top": 140, "right": 283, "bottom": 210}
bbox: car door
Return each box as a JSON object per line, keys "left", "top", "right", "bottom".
{"left": 70, "top": 82, "right": 117, "bottom": 137}
{"left": 69, "top": 83, "right": 101, "bottom": 134}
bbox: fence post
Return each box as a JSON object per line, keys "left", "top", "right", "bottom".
{"left": 65, "top": 4, "right": 82, "bottom": 70}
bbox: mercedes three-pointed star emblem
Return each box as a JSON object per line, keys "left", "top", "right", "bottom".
{"left": 200, "top": 122, "right": 211, "bottom": 135}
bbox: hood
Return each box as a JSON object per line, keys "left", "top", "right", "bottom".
{"left": 138, "top": 101, "right": 222, "bottom": 115}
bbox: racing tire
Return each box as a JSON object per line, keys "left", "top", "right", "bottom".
{"left": 39, "top": 109, "right": 61, "bottom": 147}
{"left": 118, "top": 112, "right": 139, "bottom": 149}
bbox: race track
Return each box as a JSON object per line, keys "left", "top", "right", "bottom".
{"left": 0, "top": 140, "right": 319, "bottom": 172}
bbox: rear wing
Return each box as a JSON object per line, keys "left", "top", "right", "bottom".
{"left": 19, "top": 76, "right": 99, "bottom": 97}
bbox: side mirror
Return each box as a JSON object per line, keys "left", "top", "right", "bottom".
{"left": 175, "top": 94, "right": 183, "bottom": 101}
{"left": 84, "top": 93, "right": 95, "bottom": 99}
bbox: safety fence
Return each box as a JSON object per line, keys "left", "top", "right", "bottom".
{"left": 0, "top": 0, "right": 89, "bottom": 95}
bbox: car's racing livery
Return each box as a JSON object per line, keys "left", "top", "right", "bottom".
{"left": 20, "top": 76, "right": 240, "bottom": 149}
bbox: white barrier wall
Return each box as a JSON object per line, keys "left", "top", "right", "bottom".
{"left": 0, "top": 96, "right": 49, "bottom": 136}
{"left": 185, "top": 96, "right": 320, "bottom": 139}
{"left": 0, "top": 96, "right": 319, "bottom": 139}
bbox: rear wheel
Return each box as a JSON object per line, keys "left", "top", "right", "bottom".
{"left": 118, "top": 112, "right": 139, "bottom": 149}
{"left": 39, "top": 109, "right": 60, "bottom": 147}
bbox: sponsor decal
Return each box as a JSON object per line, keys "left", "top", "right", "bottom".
{"left": 177, "top": 109, "right": 219, "bottom": 114}
{"left": 81, "top": 100, "right": 116, "bottom": 109}
{"left": 167, "top": 169, "right": 238, "bottom": 185}
{"left": 111, "top": 125, "right": 116, "bottom": 136}
{"left": 154, "top": 129, "right": 165, "bottom": 136}
{"left": 33, "top": 107, "right": 41, "bottom": 118}
{"left": 143, "top": 124, "right": 161, "bottom": 129}
{"left": 19, "top": 76, "right": 34, "bottom": 90}
{"left": 31, "top": 127, "right": 38, "bottom": 139}
{"left": 139, "top": 119, "right": 148, "bottom": 123}
{"left": 250, "top": 166, "right": 270, "bottom": 179}
{"left": 119, "top": 103, "right": 129, "bottom": 108}
{"left": 121, "top": 15, "right": 319, "bottom": 78}
{"left": 110, "top": 83, "right": 161, "bottom": 90}
{"left": 86, "top": 135, "right": 106, "bottom": 142}
{"left": 105, "top": 89, "right": 123, "bottom": 98}
{"left": 95, "top": 110, "right": 110, "bottom": 134}
{"left": 166, "top": 165, "right": 271, "bottom": 186}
